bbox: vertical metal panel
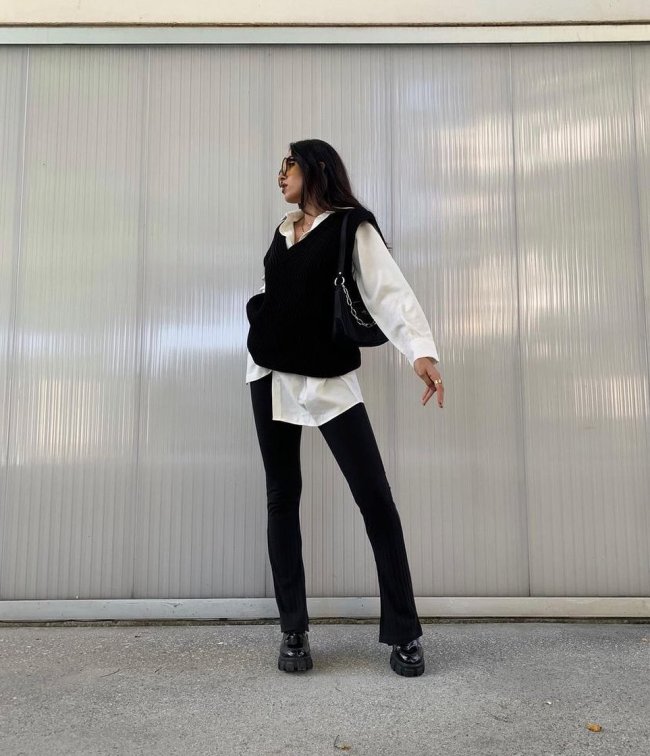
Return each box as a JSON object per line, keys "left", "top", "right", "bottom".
{"left": 135, "top": 47, "right": 269, "bottom": 598}
{"left": 513, "top": 43, "right": 650, "bottom": 595}
{"left": 0, "top": 48, "right": 27, "bottom": 593}
{"left": 1, "top": 47, "right": 146, "bottom": 599}
{"left": 391, "top": 46, "right": 529, "bottom": 596}
{"left": 632, "top": 45, "right": 650, "bottom": 593}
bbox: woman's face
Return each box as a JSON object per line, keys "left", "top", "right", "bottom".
{"left": 278, "top": 152, "right": 303, "bottom": 205}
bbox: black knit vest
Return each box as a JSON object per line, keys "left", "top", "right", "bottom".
{"left": 246, "top": 207, "right": 383, "bottom": 378}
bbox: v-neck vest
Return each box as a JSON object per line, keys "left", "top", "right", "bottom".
{"left": 246, "top": 206, "right": 379, "bottom": 378}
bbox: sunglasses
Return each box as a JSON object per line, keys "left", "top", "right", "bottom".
{"left": 278, "top": 156, "right": 298, "bottom": 181}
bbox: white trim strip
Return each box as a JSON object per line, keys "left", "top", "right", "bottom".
{"left": 1, "top": 597, "right": 648, "bottom": 622}
{"left": 0, "top": 25, "right": 649, "bottom": 44}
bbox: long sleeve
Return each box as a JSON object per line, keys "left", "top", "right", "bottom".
{"left": 352, "top": 221, "right": 439, "bottom": 366}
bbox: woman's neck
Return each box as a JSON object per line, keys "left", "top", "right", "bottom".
{"left": 301, "top": 201, "right": 328, "bottom": 217}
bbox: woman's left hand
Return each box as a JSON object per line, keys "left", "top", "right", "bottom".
{"left": 413, "top": 357, "right": 444, "bottom": 408}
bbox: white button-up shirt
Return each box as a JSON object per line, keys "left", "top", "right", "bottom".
{"left": 245, "top": 207, "right": 439, "bottom": 426}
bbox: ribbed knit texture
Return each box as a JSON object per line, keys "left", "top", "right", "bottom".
{"left": 246, "top": 207, "right": 380, "bottom": 378}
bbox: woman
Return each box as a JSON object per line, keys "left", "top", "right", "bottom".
{"left": 246, "top": 139, "right": 444, "bottom": 677}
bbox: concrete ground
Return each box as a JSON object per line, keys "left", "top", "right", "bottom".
{"left": 0, "top": 620, "right": 648, "bottom": 756}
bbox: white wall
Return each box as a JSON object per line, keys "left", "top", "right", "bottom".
{"left": 1, "top": 0, "right": 649, "bottom": 25}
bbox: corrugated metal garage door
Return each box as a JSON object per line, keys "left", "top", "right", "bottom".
{"left": 1, "top": 43, "right": 648, "bottom": 604}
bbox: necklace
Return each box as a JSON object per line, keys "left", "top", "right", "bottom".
{"left": 296, "top": 209, "right": 318, "bottom": 238}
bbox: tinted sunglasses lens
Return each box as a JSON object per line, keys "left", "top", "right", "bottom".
{"left": 280, "top": 157, "right": 296, "bottom": 175}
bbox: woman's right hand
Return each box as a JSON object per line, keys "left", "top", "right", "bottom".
{"left": 413, "top": 357, "right": 444, "bottom": 408}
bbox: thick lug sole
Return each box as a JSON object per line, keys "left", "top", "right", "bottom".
{"left": 278, "top": 653, "right": 313, "bottom": 672}
{"left": 389, "top": 649, "right": 425, "bottom": 677}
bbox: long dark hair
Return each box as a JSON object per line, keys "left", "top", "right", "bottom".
{"left": 288, "top": 138, "right": 391, "bottom": 251}
{"left": 289, "top": 138, "right": 366, "bottom": 213}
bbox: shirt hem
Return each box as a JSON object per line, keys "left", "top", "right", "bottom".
{"left": 272, "top": 399, "right": 364, "bottom": 427}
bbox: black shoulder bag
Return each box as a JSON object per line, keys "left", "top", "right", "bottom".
{"left": 332, "top": 210, "right": 389, "bottom": 347}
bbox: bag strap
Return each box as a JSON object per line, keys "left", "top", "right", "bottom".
{"left": 336, "top": 209, "right": 353, "bottom": 283}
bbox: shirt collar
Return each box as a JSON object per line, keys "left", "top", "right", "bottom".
{"left": 279, "top": 207, "right": 339, "bottom": 237}
{"left": 280, "top": 206, "right": 355, "bottom": 227}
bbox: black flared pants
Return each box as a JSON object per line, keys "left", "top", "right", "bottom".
{"left": 249, "top": 372, "right": 423, "bottom": 645}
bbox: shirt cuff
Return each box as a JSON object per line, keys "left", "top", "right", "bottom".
{"left": 407, "top": 337, "right": 440, "bottom": 367}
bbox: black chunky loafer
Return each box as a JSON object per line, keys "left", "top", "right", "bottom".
{"left": 389, "top": 637, "right": 425, "bottom": 677}
{"left": 278, "top": 631, "right": 313, "bottom": 672}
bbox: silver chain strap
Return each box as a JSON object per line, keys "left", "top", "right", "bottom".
{"left": 334, "top": 274, "right": 376, "bottom": 328}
